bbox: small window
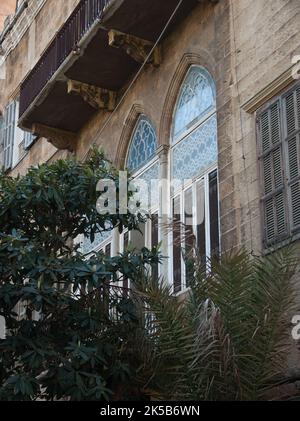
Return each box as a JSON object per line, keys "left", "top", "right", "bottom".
{"left": 257, "top": 82, "right": 300, "bottom": 246}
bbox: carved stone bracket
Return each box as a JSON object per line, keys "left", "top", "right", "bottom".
{"left": 32, "top": 123, "right": 76, "bottom": 152}
{"left": 108, "top": 29, "right": 161, "bottom": 67}
{"left": 67, "top": 79, "right": 117, "bottom": 111}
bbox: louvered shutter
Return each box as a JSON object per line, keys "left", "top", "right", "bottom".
{"left": 259, "top": 101, "right": 288, "bottom": 245}
{"left": 3, "top": 101, "right": 16, "bottom": 170}
{"left": 283, "top": 86, "right": 300, "bottom": 232}
{"left": 24, "top": 131, "right": 36, "bottom": 149}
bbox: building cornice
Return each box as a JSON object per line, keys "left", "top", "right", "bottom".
{"left": 242, "top": 65, "right": 296, "bottom": 113}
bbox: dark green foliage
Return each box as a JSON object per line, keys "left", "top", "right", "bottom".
{"left": 0, "top": 149, "right": 298, "bottom": 401}
{"left": 0, "top": 150, "right": 160, "bottom": 401}
{"left": 132, "top": 250, "right": 299, "bottom": 401}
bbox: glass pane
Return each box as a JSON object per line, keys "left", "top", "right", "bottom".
{"left": 151, "top": 214, "right": 159, "bottom": 280}
{"left": 173, "top": 66, "right": 216, "bottom": 141}
{"left": 105, "top": 243, "right": 111, "bottom": 258}
{"left": 81, "top": 227, "right": 112, "bottom": 256}
{"left": 184, "top": 188, "right": 194, "bottom": 287}
{"left": 136, "top": 161, "right": 160, "bottom": 211}
{"left": 101, "top": 243, "right": 111, "bottom": 317}
{"left": 173, "top": 196, "right": 182, "bottom": 294}
{"left": 196, "top": 180, "right": 206, "bottom": 264}
{"left": 123, "top": 232, "right": 129, "bottom": 297}
{"left": 209, "top": 171, "right": 220, "bottom": 260}
{"left": 172, "top": 115, "right": 217, "bottom": 181}
{"left": 130, "top": 223, "right": 146, "bottom": 252}
{"left": 127, "top": 116, "right": 157, "bottom": 173}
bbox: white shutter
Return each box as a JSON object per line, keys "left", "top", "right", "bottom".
{"left": 3, "top": 101, "right": 17, "bottom": 170}
{"left": 283, "top": 86, "right": 300, "bottom": 232}
{"left": 24, "top": 131, "right": 36, "bottom": 149}
{"left": 259, "top": 101, "right": 288, "bottom": 244}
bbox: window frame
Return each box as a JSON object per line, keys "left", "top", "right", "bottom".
{"left": 3, "top": 101, "right": 17, "bottom": 171}
{"left": 169, "top": 65, "right": 219, "bottom": 294}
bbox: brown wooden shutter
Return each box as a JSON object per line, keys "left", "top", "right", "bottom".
{"left": 259, "top": 101, "right": 288, "bottom": 245}
{"left": 283, "top": 86, "right": 300, "bottom": 232}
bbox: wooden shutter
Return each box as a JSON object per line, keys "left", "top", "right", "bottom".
{"left": 283, "top": 86, "right": 300, "bottom": 232}
{"left": 3, "top": 101, "right": 16, "bottom": 170}
{"left": 259, "top": 101, "right": 288, "bottom": 244}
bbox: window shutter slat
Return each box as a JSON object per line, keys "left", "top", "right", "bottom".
{"left": 270, "top": 103, "right": 281, "bottom": 145}
{"left": 273, "top": 147, "right": 283, "bottom": 188}
{"left": 288, "top": 136, "right": 299, "bottom": 181}
{"left": 275, "top": 192, "right": 286, "bottom": 236}
{"left": 291, "top": 182, "right": 300, "bottom": 230}
{"left": 261, "top": 111, "right": 270, "bottom": 152}
{"left": 259, "top": 99, "right": 288, "bottom": 244}
{"left": 265, "top": 198, "right": 275, "bottom": 243}
{"left": 286, "top": 92, "right": 296, "bottom": 135}
{"left": 263, "top": 154, "right": 272, "bottom": 195}
{"left": 283, "top": 87, "right": 300, "bottom": 235}
{"left": 296, "top": 87, "right": 300, "bottom": 130}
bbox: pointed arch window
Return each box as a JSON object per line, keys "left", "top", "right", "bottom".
{"left": 124, "top": 115, "right": 160, "bottom": 286}
{"left": 170, "top": 66, "right": 219, "bottom": 294}
{"left": 126, "top": 116, "right": 158, "bottom": 173}
{"left": 173, "top": 66, "right": 216, "bottom": 142}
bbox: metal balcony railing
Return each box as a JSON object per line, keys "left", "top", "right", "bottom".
{"left": 19, "top": 0, "right": 111, "bottom": 118}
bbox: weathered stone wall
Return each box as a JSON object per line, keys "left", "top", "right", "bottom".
{"left": 0, "top": 0, "right": 80, "bottom": 171}
{"left": 0, "top": 0, "right": 16, "bottom": 32}
{"left": 1, "top": 0, "right": 300, "bottom": 392}
{"left": 1, "top": 0, "right": 300, "bottom": 252}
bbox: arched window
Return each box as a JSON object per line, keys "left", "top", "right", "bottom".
{"left": 126, "top": 116, "right": 158, "bottom": 173}
{"left": 122, "top": 115, "right": 160, "bottom": 284}
{"left": 173, "top": 66, "right": 216, "bottom": 142}
{"left": 170, "top": 66, "right": 219, "bottom": 294}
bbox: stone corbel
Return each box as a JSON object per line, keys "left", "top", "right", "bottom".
{"left": 32, "top": 123, "right": 76, "bottom": 152}
{"left": 108, "top": 29, "right": 161, "bottom": 67}
{"left": 67, "top": 79, "right": 117, "bottom": 111}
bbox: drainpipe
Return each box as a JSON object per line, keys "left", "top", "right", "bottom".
{"left": 0, "top": 1, "right": 29, "bottom": 47}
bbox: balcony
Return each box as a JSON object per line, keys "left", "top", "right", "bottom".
{"left": 19, "top": 0, "right": 200, "bottom": 150}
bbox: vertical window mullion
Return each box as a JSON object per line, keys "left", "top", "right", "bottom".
{"left": 151, "top": 213, "right": 159, "bottom": 280}
{"left": 209, "top": 170, "right": 220, "bottom": 260}
{"left": 204, "top": 173, "right": 211, "bottom": 261}
{"left": 196, "top": 178, "right": 206, "bottom": 265}
{"left": 172, "top": 195, "right": 182, "bottom": 294}
{"left": 183, "top": 186, "right": 194, "bottom": 289}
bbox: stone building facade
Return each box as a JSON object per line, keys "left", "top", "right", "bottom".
{"left": 0, "top": 0, "right": 300, "bottom": 375}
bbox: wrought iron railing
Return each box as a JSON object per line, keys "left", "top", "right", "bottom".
{"left": 19, "top": 0, "right": 111, "bottom": 118}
